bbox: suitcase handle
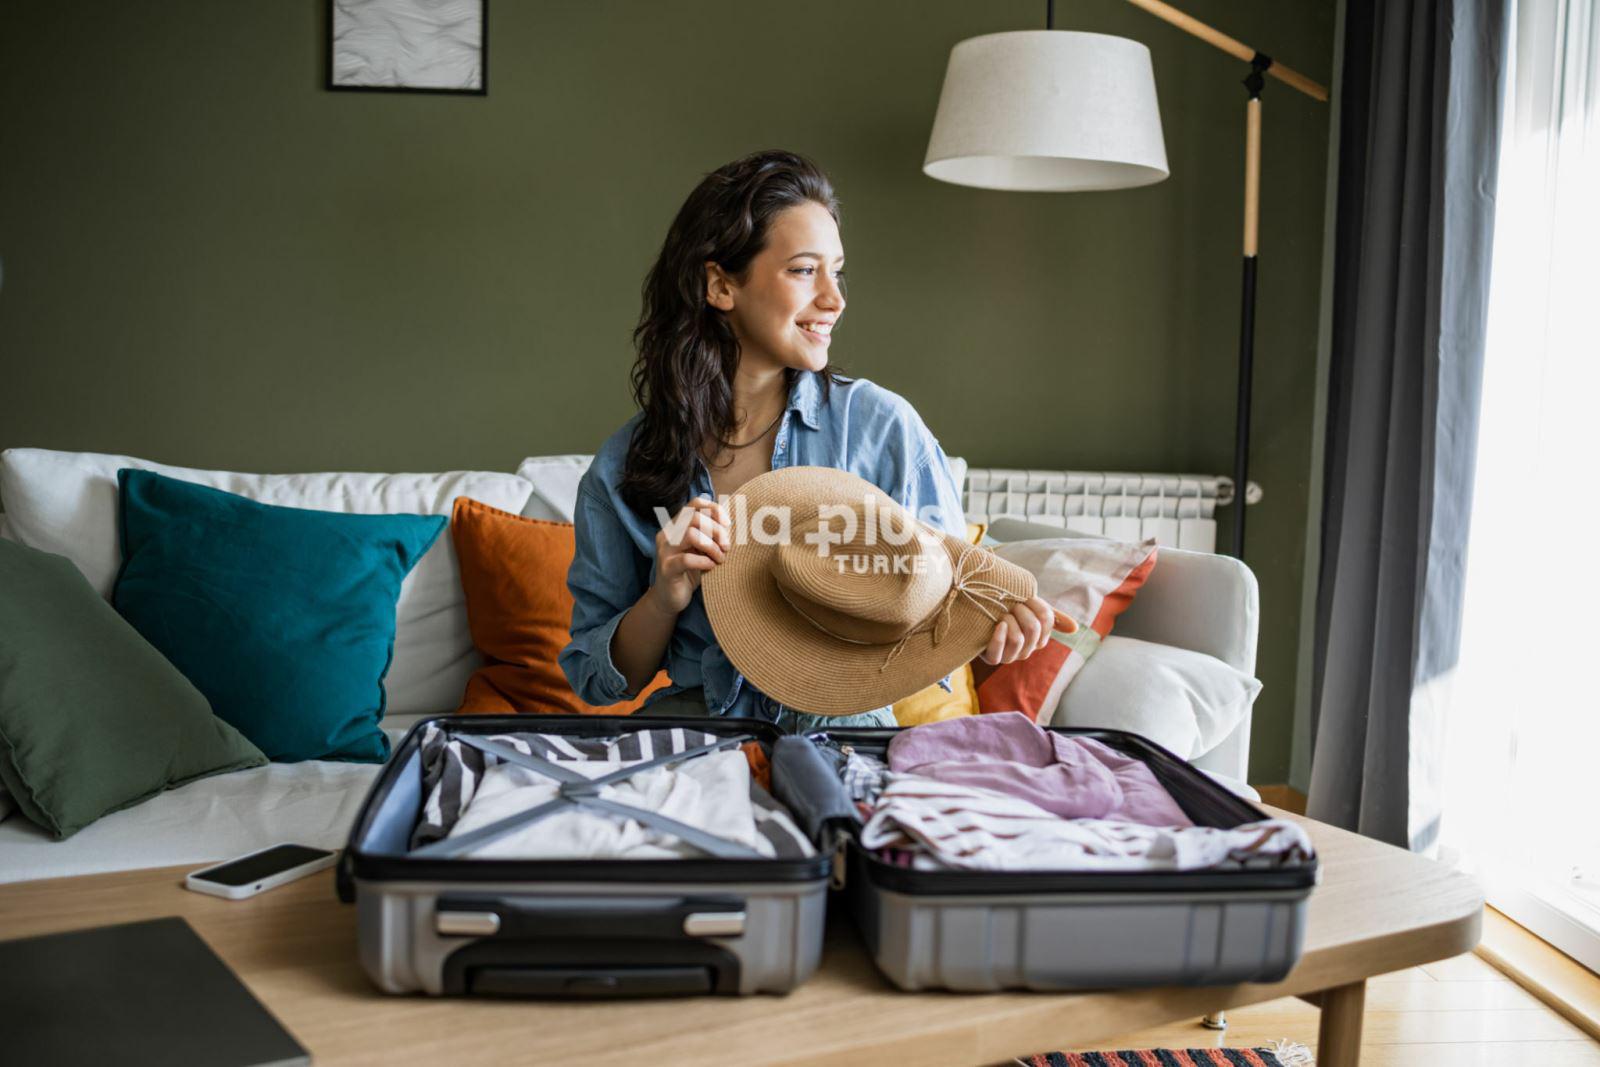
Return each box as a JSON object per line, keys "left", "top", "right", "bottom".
{"left": 435, "top": 894, "right": 747, "bottom": 941}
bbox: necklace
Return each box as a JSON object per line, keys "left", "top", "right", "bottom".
{"left": 723, "top": 409, "right": 784, "bottom": 450}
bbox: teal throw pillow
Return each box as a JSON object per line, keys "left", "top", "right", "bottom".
{"left": 112, "top": 469, "right": 445, "bottom": 762}
{"left": 0, "top": 539, "right": 267, "bottom": 838}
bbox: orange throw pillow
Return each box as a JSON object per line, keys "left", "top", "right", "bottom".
{"left": 451, "top": 497, "right": 669, "bottom": 715}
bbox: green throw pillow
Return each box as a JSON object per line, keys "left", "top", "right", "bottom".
{"left": 0, "top": 538, "right": 267, "bottom": 839}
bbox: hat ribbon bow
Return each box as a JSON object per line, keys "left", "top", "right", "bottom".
{"left": 775, "top": 547, "right": 1023, "bottom": 673}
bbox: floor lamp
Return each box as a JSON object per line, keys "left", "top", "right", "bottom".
{"left": 923, "top": 0, "right": 1328, "bottom": 559}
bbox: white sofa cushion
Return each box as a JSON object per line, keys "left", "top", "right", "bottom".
{"left": 1047, "top": 635, "right": 1261, "bottom": 759}
{"left": 0, "top": 449, "right": 533, "bottom": 715}
{"left": 515, "top": 454, "right": 593, "bottom": 522}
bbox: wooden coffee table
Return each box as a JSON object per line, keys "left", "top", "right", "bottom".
{"left": 0, "top": 809, "right": 1479, "bottom": 1066}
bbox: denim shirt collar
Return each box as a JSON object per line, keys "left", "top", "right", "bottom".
{"left": 689, "top": 372, "right": 822, "bottom": 500}
{"left": 787, "top": 370, "right": 824, "bottom": 431}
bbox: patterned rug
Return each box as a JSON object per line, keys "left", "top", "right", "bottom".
{"left": 1019, "top": 1043, "right": 1314, "bottom": 1067}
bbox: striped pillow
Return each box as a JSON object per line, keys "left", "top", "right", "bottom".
{"left": 972, "top": 536, "right": 1159, "bottom": 721}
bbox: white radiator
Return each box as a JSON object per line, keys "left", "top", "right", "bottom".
{"left": 959, "top": 468, "right": 1259, "bottom": 554}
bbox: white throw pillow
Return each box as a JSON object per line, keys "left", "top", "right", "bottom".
{"left": 0, "top": 448, "right": 534, "bottom": 715}
{"left": 515, "top": 454, "right": 593, "bottom": 522}
{"left": 1046, "top": 635, "right": 1261, "bottom": 760}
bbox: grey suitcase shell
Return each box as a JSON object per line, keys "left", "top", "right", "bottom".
{"left": 339, "top": 714, "right": 831, "bottom": 997}
{"left": 787, "top": 725, "right": 1317, "bottom": 993}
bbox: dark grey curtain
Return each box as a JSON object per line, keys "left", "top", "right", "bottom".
{"left": 1308, "top": 0, "right": 1510, "bottom": 849}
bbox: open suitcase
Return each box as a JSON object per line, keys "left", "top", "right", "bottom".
{"left": 338, "top": 714, "right": 1317, "bottom": 997}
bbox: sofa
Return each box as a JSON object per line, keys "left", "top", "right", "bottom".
{"left": 0, "top": 448, "right": 1260, "bottom": 885}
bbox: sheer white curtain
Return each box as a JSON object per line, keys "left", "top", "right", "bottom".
{"left": 1440, "top": 0, "right": 1600, "bottom": 969}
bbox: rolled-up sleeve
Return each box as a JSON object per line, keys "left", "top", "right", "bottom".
{"left": 559, "top": 480, "right": 646, "bottom": 704}
{"left": 905, "top": 437, "right": 968, "bottom": 539}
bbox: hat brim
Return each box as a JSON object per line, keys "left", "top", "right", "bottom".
{"left": 701, "top": 466, "right": 1036, "bottom": 716}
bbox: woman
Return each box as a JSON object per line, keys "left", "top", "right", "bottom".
{"left": 560, "top": 149, "right": 1054, "bottom": 732}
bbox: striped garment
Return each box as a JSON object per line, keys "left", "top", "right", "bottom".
{"left": 861, "top": 773, "right": 1314, "bottom": 873}
{"left": 411, "top": 724, "right": 813, "bottom": 859}
{"left": 843, "top": 750, "right": 891, "bottom": 804}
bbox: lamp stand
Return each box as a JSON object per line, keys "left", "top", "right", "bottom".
{"left": 1231, "top": 55, "right": 1268, "bottom": 559}
{"left": 1114, "top": 0, "right": 1328, "bottom": 559}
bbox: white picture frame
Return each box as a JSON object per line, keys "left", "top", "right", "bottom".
{"left": 328, "top": 0, "right": 487, "bottom": 95}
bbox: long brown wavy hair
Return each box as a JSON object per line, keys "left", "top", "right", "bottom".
{"left": 620, "top": 149, "right": 847, "bottom": 520}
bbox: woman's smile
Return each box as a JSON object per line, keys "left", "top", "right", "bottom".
{"left": 798, "top": 319, "right": 835, "bottom": 344}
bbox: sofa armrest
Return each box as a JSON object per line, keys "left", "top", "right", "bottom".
{"left": 1112, "top": 549, "right": 1258, "bottom": 678}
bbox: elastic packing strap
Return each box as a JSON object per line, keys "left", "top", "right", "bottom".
{"left": 412, "top": 732, "right": 762, "bottom": 860}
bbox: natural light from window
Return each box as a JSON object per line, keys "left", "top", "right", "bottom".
{"left": 1441, "top": 0, "right": 1600, "bottom": 971}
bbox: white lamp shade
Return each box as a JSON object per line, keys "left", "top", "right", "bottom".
{"left": 924, "top": 31, "right": 1169, "bottom": 192}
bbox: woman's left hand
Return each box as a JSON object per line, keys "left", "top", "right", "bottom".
{"left": 978, "top": 595, "right": 1073, "bottom": 666}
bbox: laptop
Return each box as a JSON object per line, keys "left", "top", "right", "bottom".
{"left": 0, "top": 915, "right": 310, "bottom": 1066}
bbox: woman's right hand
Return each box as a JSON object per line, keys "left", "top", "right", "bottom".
{"left": 648, "top": 496, "right": 731, "bottom": 616}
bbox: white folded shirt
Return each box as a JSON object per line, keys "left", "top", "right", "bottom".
{"left": 448, "top": 749, "right": 787, "bottom": 860}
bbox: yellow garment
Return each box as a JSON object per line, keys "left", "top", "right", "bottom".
{"left": 892, "top": 662, "right": 980, "bottom": 725}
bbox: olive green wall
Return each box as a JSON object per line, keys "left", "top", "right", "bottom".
{"left": 0, "top": 1, "right": 1336, "bottom": 782}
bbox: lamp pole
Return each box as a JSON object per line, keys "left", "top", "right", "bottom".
{"left": 1232, "top": 54, "right": 1268, "bottom": 558}
{"left": 1111, "top": 0, "right": 1327, "bottom": 558}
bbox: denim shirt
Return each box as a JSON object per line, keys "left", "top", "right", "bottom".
{"left": 559, "top": 372, "right": 968, "bottom": 734}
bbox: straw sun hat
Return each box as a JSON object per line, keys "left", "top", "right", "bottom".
{"left": 701, "top": 466, "right": 1040, "bottom": 716}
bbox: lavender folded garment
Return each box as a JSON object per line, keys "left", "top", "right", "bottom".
{"left": 886, "top": 711, "right": 1193, "bottom": 828}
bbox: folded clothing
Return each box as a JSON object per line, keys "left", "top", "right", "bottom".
{"left": 886, "top": 710, "right": 1192, "bottom": 828}
{"left": 859, "top": 773, "right": 1313, "bottom": 873}
{"left": 412, "top": 725, "right": 812, "bottom": 860}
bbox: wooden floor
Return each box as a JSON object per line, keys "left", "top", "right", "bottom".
{"left": 1069, "top": 950, "right": 1600, "bottom": 1064}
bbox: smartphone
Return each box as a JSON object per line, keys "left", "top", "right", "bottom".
{"left": 184, "top": 844, "right": 339, "bottom": 900}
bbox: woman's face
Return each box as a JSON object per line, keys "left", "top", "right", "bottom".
{"left": 706, "top": 200, "right": 846, "bottom": 376}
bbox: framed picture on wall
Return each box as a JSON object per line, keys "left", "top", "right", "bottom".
{"left": 327, "top": 0, "right": 487, "bottom": 95}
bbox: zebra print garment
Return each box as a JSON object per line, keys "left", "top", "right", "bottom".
{"left": 410, "top": 724, "right": 814, "bottom": 859}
